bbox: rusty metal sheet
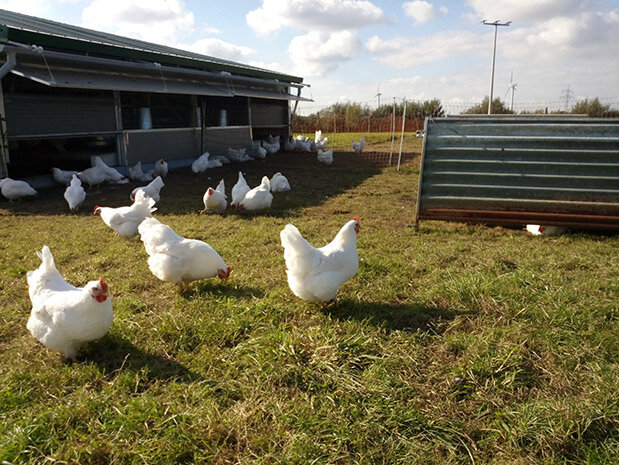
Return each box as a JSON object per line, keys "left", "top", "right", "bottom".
{"left": 414, "top": 115, "right": 619, "bottom": 230}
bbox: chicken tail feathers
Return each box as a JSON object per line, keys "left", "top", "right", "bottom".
{"left": 36, "top": 245, "right": 56, "bottom": 272}
{"left": 280, "top": 224, "right": 320, "bottom": 274}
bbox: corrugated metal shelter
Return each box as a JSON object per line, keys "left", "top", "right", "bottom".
{"left": 414, "top": 115, "right": 619, "bottom": 230}
{"left": 0, "top": 9, "right": 311, "bottom": 181}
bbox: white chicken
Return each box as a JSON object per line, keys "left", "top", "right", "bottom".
{"left": 280, "top": 218, "right": 360, "bottom": 304}
{"left": 26, "top": 245, "right": 113, "bottom": 361}
{"left": 92, "top": 156, "right": 128, "bottom": 184}
{"left": 51, "top": 167, "right": 78, "bottom": 186}
{"left": 138, "top": 217, "right": 231, "bottom": 291}
{"left": 261, "top": 138, "right": 280, "bottom": 155}
{"left": 283, "top": 137, "right": 296, "bottom": 152}
{"left": 128, "top": 161, "right": 154, "bottom": 182}
{"left": 352, "top": 137, "right": 366, "bottom": 153}
{"left": 94, "top": 190, "right": 156, "bottom": 237}
{"left": 78, "top": 165, "right": 107, "bottom": 189}
{"left": 228, "top": 147, "right": 252, "bottom": 163}
{"left": 0, "top": 177, "right": 37, "bottom": 200}
{"left": 154, "top": 159, "right": 168, "bottom": 177}
{"left": 294, "top": 136, "right": 312, "bottom": 152}
{"left": 239, "top": 176, "right": 273, "bottom": 211}
{"left": 63, "top": 174, "right": 86, "bottom": 212}
{"left": 131, "top": 176, "right": 164, "bottom": 203}
{"left": 270, "top": 172, "right": 291, "bottom": 192}
{"left": 230, "top": 171, "right": 250, "bottom": 208}
{"left": 526, "top": 224, "right": 567, "bottom": 236}
{"left": 192, "top": 152, "right": 213, "bottom": 173}
{"left": 201, "top": 179, "right": 227, "bottom": 214}
{"left": 317, "top": 148, "right": 334, "bottom": 166}
{"left": 250, "top": 145, "right": 267, "bottom": 160}
{"left": 314, "top": 130, "right": 328, "bottom": 149}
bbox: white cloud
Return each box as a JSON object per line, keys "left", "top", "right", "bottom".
{"left": 403, "top": 1, "right": 448, "bottom": 24}
{"left": 81, "top": 0, "right": 196, "bottom": 44}
{"left": 246, "top": 0, "right": 387, "bottom": 37}
{"left": 466, "top": 0, "right": 586, "bottom": 23}
{"left": 366, "top": 29, "right": 483, "bottom": 68}
{"left": 184, "top": 38, "right": 254, "bottom": 62}
{"left": 0, "top": 0, "right": 54, "bottom": 16}
{"left": 288, "top": 30, "right": 362, "bottom": 77}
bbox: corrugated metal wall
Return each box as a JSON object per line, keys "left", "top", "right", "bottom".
{"left": 415, "top": 116, "right": 619, "bottom": 229}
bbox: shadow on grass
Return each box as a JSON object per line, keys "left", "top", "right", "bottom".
{"left": 323, "top": 299, "right": 475, "bottom": 334}
{"left": 80, "top": 334, "right": 202, "bottom": 384}
{"left": 0, "top": 152, "right": 384, "bottom": 217}
{"left": 184, "top": 281, "right": 266, "bottom": 300}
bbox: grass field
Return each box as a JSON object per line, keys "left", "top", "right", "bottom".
{"left": 0, "top": 146, "right": 617, "bottom": 464}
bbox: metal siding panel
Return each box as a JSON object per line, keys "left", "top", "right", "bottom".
{"left": 4, "top": 94, "right": 116, "bottom": 138}
{"left": 125, "top": 128, "right": 201, "bottom": 164}
{"left": 416, "top": 116, "right": 619, "bottom": 229}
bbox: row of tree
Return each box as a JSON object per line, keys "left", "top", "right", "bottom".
{"left": 293, "top": 97, "right": 618, "bottom": 133}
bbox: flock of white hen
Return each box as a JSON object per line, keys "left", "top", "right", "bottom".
{"left": 12, "top": 132, "right": 365, "bottom": 361}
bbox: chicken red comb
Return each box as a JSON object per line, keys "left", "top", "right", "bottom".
{"left": 99, "top": 276, "right": 108, "bottom": 293}
{"left": 354, "top": 217, "right": 359, "bottom": 223}
{"left": 93, "top": 205, "right": 101, "bottom": 215}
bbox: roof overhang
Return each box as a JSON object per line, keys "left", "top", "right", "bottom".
{"left": 1, "top": 43, "right": 312, "bottom": 101}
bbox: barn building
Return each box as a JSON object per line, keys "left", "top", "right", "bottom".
{"left": 0, "top": 9, "right": 310, "bottom": 183}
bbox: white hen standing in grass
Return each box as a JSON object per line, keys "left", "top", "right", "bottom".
{"left": 92, "top": 156, "right": 128, "bottom": 184}
{"left": 154, "top": 159, "right": 168, "bottom": 177}
{"left": 77, "top": 165, "right": 107, "bottom": 189}
{"left": 201, "top": 179, "right": 227, "bottom": 213}
{"left": 26, "top": 245, "right": 113, "bottom": 361}
{"left": 94, "top": 190, "right": 156, "bottom": 237}
{"left": 138, "top": 217, "right": 231, "bottom": 291}
{"left": 280, "top": 218, "right": 360, "bottom": 305}
{"left": 270, "top": 172, "right": 291, "bottom": 192}
{"left": 128, "top": 161, "right": 154, "bottom": 182}
{"left": 230, "top": 171, "right": 250, "bottom": 209}
{"left": 317, "top": 148, "right": 334, "bottom": 166}
{"left": 131, "top": 176, "right": 164, "bottom": 203}
{"left": 352, "top": 137, "right": 365, "bottom": 153}
{"left": 63, "top": 174, "right": 86, "bottom": 212}
{"left": 51, "top": 167, "right": 78, "bottom": 186}
{"left": 239, "top": 176, "right": 273, "bottom": 211}
{"left": 0, "top": 178, "right": 37, "bottom": 200}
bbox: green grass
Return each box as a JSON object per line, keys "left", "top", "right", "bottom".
{"left": 0, "top": 150, "right": 617, "bottom": 464}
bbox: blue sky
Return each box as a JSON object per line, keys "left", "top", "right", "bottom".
{"left": 1, "top": 0, "right": 618, "bottom": 114}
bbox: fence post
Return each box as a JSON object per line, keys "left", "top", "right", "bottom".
{"left": 397, "top": 99, "right": 407, "bottom": 171}
{"left": 389, "top": 97, "right": 396, "bottom": 166}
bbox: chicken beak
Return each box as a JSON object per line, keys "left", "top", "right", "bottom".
{"left": 218, "top": 266, "right": 231, "bottom": 280}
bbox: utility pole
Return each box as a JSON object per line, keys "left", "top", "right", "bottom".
{"left": 561, "top": 84, "right": 574, "bottom": 113}
{"left": 375, "top": 85, "right": 381, "bottom": 108}
{"left": 483, "top": 20, "right": 511, "bottom": 114}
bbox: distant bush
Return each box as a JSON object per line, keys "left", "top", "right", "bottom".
{"left": 463, "top": 96, "right": 514, "bottom": 114}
